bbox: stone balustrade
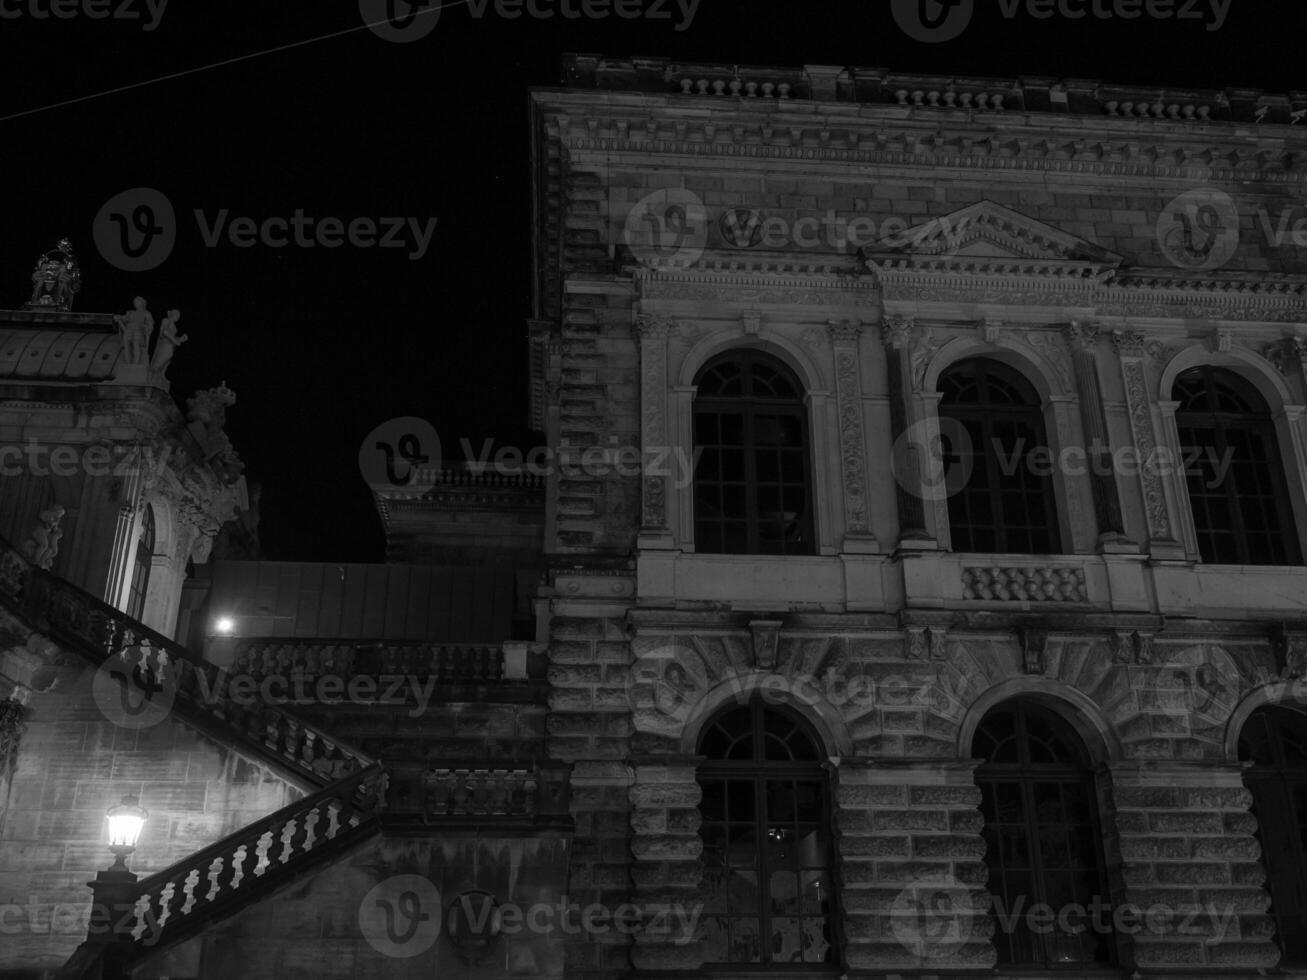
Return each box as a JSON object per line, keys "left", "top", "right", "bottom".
{"left": 0, "top": 537, "right": 374, "bottom": 787}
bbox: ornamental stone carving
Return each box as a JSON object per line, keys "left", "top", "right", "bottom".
{"left": 829, "top": 321, "right": 871, "bottom": 535}
{"left": 961, "top": 566, "right": 1088, "bottom": 602}
{"left": 1021, "top": 629, "right": 1049, "bottom": 674}
{"left": 1119, "top": 359, "right": 1170, "bottom": 537}
{"left": 749, "top": 620, "right": 782, "bottom": 670}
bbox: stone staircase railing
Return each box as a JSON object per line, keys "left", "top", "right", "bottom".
{"left": 231, "top": 638, "right": 531, "bottom": 686}
{"left": 0, "top": 537, "right": 374, "bottom": 788}
{"left": 56, "top": 764, "right": 388, "bottom": 979}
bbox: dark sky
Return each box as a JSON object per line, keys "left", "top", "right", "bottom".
{"left": 2, "top": 0, "right": 1302, "bottom": 562}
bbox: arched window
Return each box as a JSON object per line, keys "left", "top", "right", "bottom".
{"left": 938, "top": 359, "right": 1061, "bottom": 554}
{"left": 125, "top": 505, "right": 154, "bottom": 621}
{"left": 693, "top": 351, "right": 814, "bottom": 555}
{"left": 1173, "top": 367, "right": 1300, "bottom": 565}
{"left": 974, "top": 702, "right": 1113, "bottom": 968}
{"left": 1239, "top": 706, "right": 1307, "bottom": 962}
{"left": 698, "top": 698, "right": 837, "bottom": 965}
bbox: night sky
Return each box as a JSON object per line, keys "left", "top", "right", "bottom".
{"left": 2, "top": 0, "right": 1302, "bottom": 562}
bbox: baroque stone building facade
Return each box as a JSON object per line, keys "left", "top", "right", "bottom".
{"left": 4, "top": 55, "right": 1307, "bottom": 980}
{"left": 525, "top": 56, "right": 1307, "bottom": 979}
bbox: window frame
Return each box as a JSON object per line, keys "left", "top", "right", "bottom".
{"left": 1172, "top": 365, "right": 1302, "bottom": 566}
{"left": 692, "top": 350, "right": 818, "bottom": 556}
{"left": 1239, "top": 705, "right": 1307, "bottom": 963}
{"left": 937, "top": 358, "right": 1064, "bottom": 555}
{"left": 973, "top": 701, "right": 1116, "bottom": 970}
{"left": 697, "top": 697, "right": 842, "bottom": 969}
{"left": 125, "top": 504, "right": 155, "bottom": 622}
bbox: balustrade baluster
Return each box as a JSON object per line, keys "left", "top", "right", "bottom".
{"left": 278, "top": 818, "right": 298, "bottom": 865}
{"left": 180, "top": 869, "right": 200, "bottom": 915}
{"left": 253, "top": 831, "right": 273, "bottom": 877}
{"left": 126, "top": 894, "right": 152, "bottom": 943}
{"left": 230, "top": 844, "right": 247, "bottom": 890}
{"left": 301, "top": 728, "right": 318, "bottom": 768}
{"left": 154, "top": 880, "right": 177, "bottom": 930}
{"left": 203, "top": 856, "right": 224, "bottom": 903}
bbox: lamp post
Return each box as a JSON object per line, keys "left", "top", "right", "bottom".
{"left": 72, "top": 794, "right": 149, "bottom": 978}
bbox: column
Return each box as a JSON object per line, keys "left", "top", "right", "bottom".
{"left": 837, "top": 760, "right": 995, "bottom": 973}
{"left": 1108, "top": 762, "right": 1278, "bottom": 974}
{"left": 628, "top": 756, "right": 704, "bottom": 974}
{"left": 1065, "top": 322, "right": 1132, "bottom": 546}
{"left": 1111, "top": 330, "right": 1185, "bottom": 559}
{"left": 880, "top": 316, "right": 932, "bottom": 545}
{"left": 827, "top": 320, "right": 878, "bottom": 553}
{"left": 635, "top": 314, "right": 674, "bottom": 550}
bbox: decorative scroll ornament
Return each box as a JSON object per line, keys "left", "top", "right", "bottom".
{"left": 1063, "top": 320, "right": 1100, "bottom": 352}
{"left": 1021, "top": 629, "right": 1049, "bottom": 675}
{"left": 749, "top": 620, "right": 782, "bottom": 670}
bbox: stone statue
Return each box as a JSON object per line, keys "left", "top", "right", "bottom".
{"left": 150, "top": 309, "right": 188, "bottom": 375}
{"left": 186, "top": 382, "right": 243, "bottom": 481}
{"left": 186, "top": 382, "right": 236, "bottom": 440}
{"left": 114, "top": 297, "right": 155, "bottom": 365}
{"left": 25, "top": 239, "right": 81, "bottom": 311}
{"left": 22, "top": 505, "right": 65, "bottom": 570}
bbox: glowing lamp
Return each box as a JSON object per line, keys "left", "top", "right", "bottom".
{"left": 105, "top": 794, "right": 148, "bottom": 870}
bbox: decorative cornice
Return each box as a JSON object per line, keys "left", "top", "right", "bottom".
{"left": 635, "top": 263, "right": 879, "bottom": 306}
{"left": 557, "top": 131, "right": 1307, "bottom": 186}
{"left": 634, "top": 313, "right": 676, "bottom": 339}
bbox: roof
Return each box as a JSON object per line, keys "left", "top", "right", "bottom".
{"left": 0, "top": 310, "right": 129, "bottom": 382}
{"left": 551, "top": 54, "right": 1307, "bottom": 125}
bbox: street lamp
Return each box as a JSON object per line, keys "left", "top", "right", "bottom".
{"left": 104, "top": 795, "right": 148, "bottom": 872}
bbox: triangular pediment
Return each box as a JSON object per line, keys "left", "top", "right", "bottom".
{"left": 867, "top": 200, "right": 1123, "bottom": 266}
